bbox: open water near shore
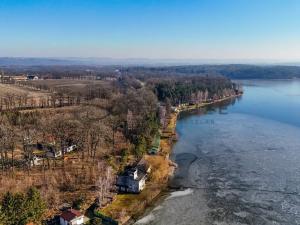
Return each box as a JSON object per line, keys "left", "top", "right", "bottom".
{"left": 135, "top": 79, "right": 300, "bottom": 225}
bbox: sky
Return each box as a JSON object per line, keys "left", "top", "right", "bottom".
{"left": 1, "top": 0, "right": 300, "bottom": 61}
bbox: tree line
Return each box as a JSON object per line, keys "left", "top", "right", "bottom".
{"left": 147, "top": 76, "right": 236, "bottom": 105}
{"left": 0, "top": 94, "right": 82, "bottom": 111}
{"left": 120, "top": 65, "right": 300, "bottom": 79}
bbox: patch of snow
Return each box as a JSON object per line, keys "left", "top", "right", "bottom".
{"left": 135, "top": 213, "right": 155, "bottom": 224}
{"left": 153, "top": 205, "right": 163, "bottom": 211}
{"left": 166, "top": 188, "right": 194, "bottom": 200}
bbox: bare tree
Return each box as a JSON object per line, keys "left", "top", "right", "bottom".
{"left": 0, "top": 121, "right": 15, "bottom": 172}
{"left": 88, "top": 122, "right": 107, "bottom": 163}
{"left": 95, "top": 163, "right": 115, "bottom": 205}
{"left": 50, "top": 117, "right": 83, "bottom": 166}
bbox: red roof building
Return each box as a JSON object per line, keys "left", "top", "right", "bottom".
{"left": 60, "top": 209, "right": 84, "bottom": 225}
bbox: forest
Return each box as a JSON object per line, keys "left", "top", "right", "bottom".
{"left": 2, "top": 64, "right": 300, "bottom": 80}
{"left": 0, "top": 69, "right": 241, "bottom": 224}
{"left": 121, "top": 64, "right": 300, "bottom": 79}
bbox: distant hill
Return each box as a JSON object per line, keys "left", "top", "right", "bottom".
{"left": 0, "top": 57, "right": 200, "bottom": 66}
{"left": 0, "top": 57, "right": 80, "bottom": 66}
{"left": 1, "top": 58, "right": 300, "bottom": 79}
{"left": 121, "top": 65, "right": 300, "bottom": 79}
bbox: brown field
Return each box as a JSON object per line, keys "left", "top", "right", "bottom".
{"left": 0, "top": 80, "right": 113, "bottom": 110}
{"left": 0, "top": 83, "right": 49, "bottom": 98}
{"left": 29, "top": 79, "right": 108, "bottom": 87}
{"left": 27, "top": 79, "right": 112, "bottom": 95}
{"left": 0, "top": 79, "right": 111, "bottom": 99}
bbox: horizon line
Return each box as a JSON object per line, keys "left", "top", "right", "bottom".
{"left": 1, "top": 57, "right": 300, "bottom": 67}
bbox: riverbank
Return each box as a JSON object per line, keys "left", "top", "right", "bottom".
{"left": 99, "top": 94, "right": 242, "bottom": 225}
{"left": 99, "top": 112, "right": 178, "bottom": 224}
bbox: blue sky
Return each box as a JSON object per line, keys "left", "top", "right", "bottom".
{"left": 1, "top": 0, "right": 300, "bottom": 61}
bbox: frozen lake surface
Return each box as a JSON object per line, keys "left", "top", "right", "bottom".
{"left": 135, "top": 80, "right": 300, "bottom": 225}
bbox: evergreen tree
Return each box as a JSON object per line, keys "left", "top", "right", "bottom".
{"left": 1, "top": 192, "right": 27, "bottom": 225}
{"left": 25, "top": 187, "right": 46, "bottom": 224}
{"left": 135, "top": 135, "right": 147, "bottom": 156}
{"left": 0, "top": 205, "right": 5, "bottom": 225}
{"left": 0, "top": 188, "right": 46, "bottom": 225}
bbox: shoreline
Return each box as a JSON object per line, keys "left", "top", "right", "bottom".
{"left": 99, "top": 94, "right": 242, "bottom": 225}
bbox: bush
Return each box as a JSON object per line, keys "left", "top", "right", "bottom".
{"left": 134, "top": 136, "right": 147, "bottom": 157}
{"left": 89, "top": 217, "right": 102, "bottom": 225}
{"left": 72, "top": 197, "right": 85, "bottom": 210}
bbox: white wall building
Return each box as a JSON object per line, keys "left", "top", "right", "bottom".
{"left": 60, "top": 209, "right": 84, "bottom": 225}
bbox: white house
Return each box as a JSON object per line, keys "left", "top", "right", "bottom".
{"left": 30, "top": 156, "right": 43, "bottom": 166}
{"left": 27, "top": 75, "right": 39, "bottom": 80}
{"left": 46, "top": 148, "right": 62, "bottom": 158}
{"left": 116, "top": 159, "right": 151, "bottom": 193}
{"left": 43, "top": 144, "right": 62, "bottom": 158}
{"left": 65, "top": 145, "right": 77, "bottom": 153}
{"left": 60, "top": 209, "right": 84, "bottom": 225}
{"left": 116, "top": 167, "right": 146, "bottom": 193}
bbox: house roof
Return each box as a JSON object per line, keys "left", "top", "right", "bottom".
{"left": 137, "top": 158, "right": 151, "bottom": 173}
{"left": 60, "top": 209, "right": 82, "bottom": 222}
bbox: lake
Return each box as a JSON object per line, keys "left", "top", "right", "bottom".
{"left": 135, "top": 79, "right": 300, "bottom": 225}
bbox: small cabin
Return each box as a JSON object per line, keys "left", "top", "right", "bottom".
{"left": 27, "top": 75, "right": 39, "bottom": 80}
{"left": 30, "top": 156, "right": 43, "bottom": 166}
{"left": 13, "top": 75, "right": 27, "bottom": 82}
{"left": 46, "top": 145, "right": 62, "bottom": 158}
{"left": 64, "top": 145, "right": 77, "bottom": 153}
{"left": 171, "top": 106, "right": 179, "bottom": 113}
{"left": 148, "top": 134, "right": 161, "bottom": 155}
{"left": 60, "top": 209, "right": 84, "bottom": 225}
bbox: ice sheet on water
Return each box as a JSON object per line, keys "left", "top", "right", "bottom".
{"left": 171, "top": 113, "right": 300, "bottom": 225}
{"left": 135, "top": 110, "right": 300, "bottom": 225}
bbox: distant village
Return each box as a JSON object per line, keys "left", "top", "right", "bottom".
{"left": 0, "top": 72, "right": 40, "bottom": 83}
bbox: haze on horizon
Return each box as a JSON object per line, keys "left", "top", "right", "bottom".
{"left": 1, "top": 0, "right": 300, "bottom": 62}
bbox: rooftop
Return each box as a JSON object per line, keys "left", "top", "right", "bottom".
{"left": 60, "top": 209, "right": 82, "bottom": 222}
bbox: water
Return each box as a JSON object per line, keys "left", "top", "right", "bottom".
{"left": 135, "top": 79, "right": 300, "bottom": 225}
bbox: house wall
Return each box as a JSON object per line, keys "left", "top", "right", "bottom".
{"left": 128, "top": 180, "right": 138, "bottom": 193}
{"left": 60, "top": 216, "right": 84, "bottom": 225}
{"left": 129, "top": 180, "right": 144, "bottom": 193}
{"left": 70, "top": 216, "right": 84, "bottom": 225}
{"left": 118, "top": 180, "right": 140, "bottom": 193}
{"left": 60, "top": 217, "right": 69, "bottom": 225}
{"left": 138, "top": 178, "right": 146, "bottom": 191}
